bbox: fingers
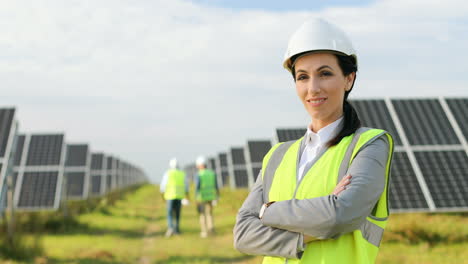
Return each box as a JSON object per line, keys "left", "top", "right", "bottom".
{"left": 332, "top": 174, "right": 352, "bottom": 196}
{"left": 336, "top": 174, "right": 352, "bottom": 188}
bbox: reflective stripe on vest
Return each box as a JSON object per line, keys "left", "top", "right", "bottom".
{"left": 164, "top": 169, "right": 186, "bottom": 200}
{"left": 197, "top": 169, "right": 217, "bottom": 201}
{"left": 261, "top": 128, "right": 394, "bottom": 264}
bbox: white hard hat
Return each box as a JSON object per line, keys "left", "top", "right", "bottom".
{"left": 196, "top": 156, "right": 206, "bottom": 167}
{"left": 283, "top": 18, "right": 357, "bottom": 73}
{"left": 169, "top": 158, "right": 178, "bottom": 169}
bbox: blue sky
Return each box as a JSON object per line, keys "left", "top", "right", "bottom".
{"left": 189, "top": 0, "right": 375, "bottom": 11}
{"left": 1, "top": 0, "right": 467, "bottom": 183}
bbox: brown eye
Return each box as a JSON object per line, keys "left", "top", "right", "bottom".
{"left": 297, "top": 74, "right": 308, "bottom": 80}
{"left": 319, "top": 71, "right": 333, "bottom": 77}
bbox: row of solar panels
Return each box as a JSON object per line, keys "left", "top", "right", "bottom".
{"left": 184, "top": 97, "right": 468, "bottom": 213}
{"left": 0, "top": 108, "right": 147, "bottom": 211}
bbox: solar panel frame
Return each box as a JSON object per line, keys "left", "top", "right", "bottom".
{"left": 13, "top": 133, "right": 66, "bottom": 211}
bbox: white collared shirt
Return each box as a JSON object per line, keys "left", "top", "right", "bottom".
{"left": 297, "top": 117, "right": 344, "bottom": 181}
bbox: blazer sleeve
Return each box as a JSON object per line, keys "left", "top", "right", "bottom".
{"left": 233, "top": 173, "right": 305, "bottom": 259}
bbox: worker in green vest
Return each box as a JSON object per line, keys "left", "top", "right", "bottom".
{"left": 195, "top": 156, "right": 219, "bottom": 238}
{"left": 234, "top": 18, "right": 394, "bottom": 263}
{"left": 160, "top": 158, "right": 188, "bottom": 237}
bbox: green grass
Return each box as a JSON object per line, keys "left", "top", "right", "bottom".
{"left": 1, "top": 185, "right": 467, "bottom": 264}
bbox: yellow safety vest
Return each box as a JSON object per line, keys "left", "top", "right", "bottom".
{"left": 262, "top": 128, "right": 394, "bottom": 264}
{"left": 164, "top": 169, "right": 186, "bottom": 200}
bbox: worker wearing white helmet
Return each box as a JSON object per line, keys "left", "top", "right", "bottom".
{"left": 160, "top": 158, "right": 189, "bottom": 237}
{"left": 195, "top": 155, "right": 219, "bottom": 238}
{"left": 234, "top": 18, "right": 394, "bottom": 264}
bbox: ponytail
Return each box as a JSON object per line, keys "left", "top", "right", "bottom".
{"left": 327, "top": 54, "right": 361, "bottom": 147}
{"left": 327, "top": 98, "right": 361, "bottom": 147}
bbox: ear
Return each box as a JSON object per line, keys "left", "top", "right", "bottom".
{"left": 345, "top": 72, "right": 356, "bottom": 91}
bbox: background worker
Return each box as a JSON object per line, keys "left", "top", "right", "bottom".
{"left": 195, "top": 156, "right": 219, "bottom": 238}
{"left": 160, "top": 158, "right": 188, "bottom": 237}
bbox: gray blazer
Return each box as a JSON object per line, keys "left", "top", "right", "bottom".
{"left": 233, "top": 135, "right": 390, "bottom": 259}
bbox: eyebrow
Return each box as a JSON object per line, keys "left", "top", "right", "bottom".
{"left": 296, "top": 65, "right": 333, "bottom": 74}
{"left": 317, "top": 65, "right": 333, "bottom": 71}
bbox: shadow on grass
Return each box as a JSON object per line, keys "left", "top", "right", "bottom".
{"left": 154, "top": 255, "right": 255, "bottom": 264}
{"left": 49, "top": 224, "right": 146, "bottom": 239}
{"left": 0, "top": 233, "right": 44, "bottom": 262}
{"left": 47, "top": 257, "right": 124, "bottom": 264}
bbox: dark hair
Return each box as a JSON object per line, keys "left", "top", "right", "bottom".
{"left": 291, "top": 53, "right": 361, "bottom": 147}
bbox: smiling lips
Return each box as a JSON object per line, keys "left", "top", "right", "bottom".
{"left": 307, "top": 97, "right": 327, "bottom": 107}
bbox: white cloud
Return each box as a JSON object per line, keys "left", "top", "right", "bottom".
{"left": 1, "top": 0, "right": 467, "bottom": 182}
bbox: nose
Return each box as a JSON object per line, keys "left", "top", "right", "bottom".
{"left": 307, "top": 77, "right": 321, "bottom": 95}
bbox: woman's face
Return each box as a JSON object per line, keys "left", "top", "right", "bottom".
{"left": 294, "top": 52, "right": 355, "bottom": 131}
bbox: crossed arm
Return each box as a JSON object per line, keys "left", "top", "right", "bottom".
{"left": 233, "top": 137, "right": 389, "bottom": 258}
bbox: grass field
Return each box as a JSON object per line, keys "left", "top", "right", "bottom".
{"left": 1, "top": 185, "right": 467, "bottom": 264}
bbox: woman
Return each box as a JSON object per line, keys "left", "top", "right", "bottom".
{"left": 233, "top": 18, "right": 394, "bottom": 264}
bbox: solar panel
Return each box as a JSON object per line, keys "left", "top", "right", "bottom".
{"left": 219, "top": 153, "right": 228, "bottom": 166}
{"left": 0, "top": 108, "right": 17, "bottom": 212}
{"left": 65, "top": 144, "right": 88, "bottom": 167}
{"left": 216, "top": 153, "right": 230, "bottom": 187}
{"left": 234, "top": 169, "right": 249, "bottom": 188}
{"left": 245, "top": 140, "right": 272, "bottom": 183}
{"left": 106, "top": 156, "right": 116, "bottom": 191}
{"left": 90, "top": 174, "right": 101, "bottom": 195}
{"left": 106, "top": 174, "right": 113, "bottom": 191}
{"left": 90, "top": 153, "right": 107, "bottom": 195}
{"left": 64, "top": 144, "right": 90, "bottom": 200}
{"left": 228, "top": 147, "right": 249, "bottom": 188}
{"left": 352, "top": 99, "right": 403, "bottom": 146}
{"left": 231, "top": 148, "right": 246, "bottom": 165}
{"left": 276, "top": 128, "right": 306, "bottom": 142}
{"left": 391, "top": 99, "right": 459, "bottom": 145}
{"left": 13, "top": 135, "right": 25, "bottom": 166}
{"left": 0, "top": 108, "right": 15, "bottom": 157}
{"left": 65, "top": 172, "right": 85, "bottom": 197}
{"left": 183, "top": 163, "right": 197, "bottom": 183}
{"left": 414, "top": 151, "right": 468, "bottom": 209}
{"left": 446, "top": 98, "right": 468, "bottom": 141}
{"left": 26, "top": 134, "right": 64, "bottom": 166}
{"left": 208, "top": 158, "right": 216, "bottom": 171}
{"left": 221, "top": 171, "right": 229, "bottom": 187}
{"left": 91, "top": 153, "right": 104, "bottom": 170}
{"left": 115, "top": 159, "right": 121, "bottom": 188}
{"left": 14, "top": 134, "right": 65, "bottom": 210}
{"left": 389, "top": 152, "right": 429, "bottom": 211}
{"left": 17, "top": 171, "right": 58, "bottom": 208}
{"left": 246, "top": 141, "right": 272, "bottom": 163}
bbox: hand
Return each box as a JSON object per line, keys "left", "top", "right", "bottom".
{"left": 332, "top": 174, "right": 352, "bottom": 196}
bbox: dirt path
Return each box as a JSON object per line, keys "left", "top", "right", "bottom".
{"left": 138, "top": 196, "right": 163, "bottom": 264}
